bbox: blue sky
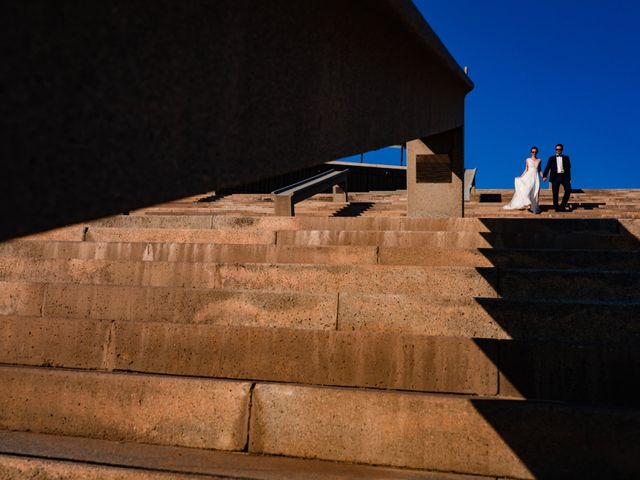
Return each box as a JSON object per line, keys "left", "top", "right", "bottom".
{"left": 342, "top": 0, "right": 640, "bottom": 188}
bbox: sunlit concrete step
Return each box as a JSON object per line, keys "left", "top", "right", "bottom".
{"left": 3, "top": 282, "right": 639, "bottom": 341}
{"left": 85, "top": 227, "right": 277, "bottom": 244}
{"left": 3, "top": 316, "right": 638, "bottom": 405}
{"left": 0, "top": 240, "right": 380, "bottom": 265}
{"left": 0, "top": 258, "right": 499, "bottom": 297}
{"left": 0, "top": 281, "right": 338, "bottom": 329}
{"left": 1, "top": 370, "right": 638, "bottom": 478}
{"left": 339, "top": 293, "right": 640, "bottom": 342}
{"left": 0, "top": 366, "right": 251, "bottom": 450}
{"left": 248, "top": 384, "right": 640, "bottom": 479}
{"left": 1, "top": 317, "right": 497, "bottom": 397}
{"left": 500, "top": 268, "right": 640, "bottom": 301}
{"left": 276, "top": 230, "right": 639, "bottom": 249}
{"left": 0, "top": 431, "right": 467, "bottom": 480}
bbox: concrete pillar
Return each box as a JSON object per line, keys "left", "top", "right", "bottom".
{"left": 406, "top": 127, "right": 464, "bottom": 218}
{"left": 274, "top": 195, "right": 294, "bottom": 216}
{"left": 332, "top": 184, "right": 348, "bottom": 203}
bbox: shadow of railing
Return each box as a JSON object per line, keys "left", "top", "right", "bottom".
{"left": 468, "top": 217, "right": 640, "bottom": 478}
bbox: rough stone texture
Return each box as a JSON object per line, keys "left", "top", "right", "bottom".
{"left": 112, "top": 323, "right": 497, "bottom": 395}
{"left": 338, "top": 293, "right": 640, "bottom": 343}
{"left": 0, "top": 240, "right": 379, "bottom": 265}
{"left": 0, "top": 366, "right": 251, "bottom": 450}
{"left": 407, "top": 133, "right": 464, "bottom": 218}
{"left": 0, "top": 316, "right": 111, "bottom": 370}
{"left": 249, "top": 384, "right": 529, "bottom": 477}
{"left": 0, "top": 257, "right": 496, "bottom": 297}
{"left": 249, "top": 384, "right": 640, "bottom": 478}
{"left": 0, "top": 281, "right": 44, "bottom": 316}
{"left": 0, "top": 431, "right": 489, "bottom": 480}
{"left": 2, "top": 0, "right": 470, "bottom": 240}
{"left": 85, "top": 227, "right": 276, "bottom": 245}
{"left": 42, "top": 283, "right": 337, "bottom": 329}
{"left": 276, "top": 230, "right": 494, "bottom": 248}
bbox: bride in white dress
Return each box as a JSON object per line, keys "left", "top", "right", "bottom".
{"left": 503, "top": 146, "right": 542, "bottom": 214}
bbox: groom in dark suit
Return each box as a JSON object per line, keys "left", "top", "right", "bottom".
{"left": 543, "top": 143, "right": 572, "bottom": 212}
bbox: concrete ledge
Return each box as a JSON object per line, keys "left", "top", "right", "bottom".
{"left": 0, "top": 281, "right": 44, "bottom": 316}
{"left": 0, "top": 366, "right": 251, "bottom": 450}
{"left": 249, "top": 384, "right": 640, "bottom": 478}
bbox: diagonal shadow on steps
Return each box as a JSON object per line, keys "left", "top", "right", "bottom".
{"left": 468, "top": 217, "right": 640, "bottom": 478}
{"left": 332, "top": 202, "right": 375, "bottom": 217}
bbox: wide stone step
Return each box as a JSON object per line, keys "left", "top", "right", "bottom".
{"left": 500, "top": 268, "right": 640, "bottom": 301}
{"left": 0, "top": 240, "right": 380, "bottom": 265}
{"left": 0, "top": 430, "right": 467, "bottom": 480}
{"left": 0, "top": 281, "right": 338, "bottom": 330}
{"left": 2, "top": 369, "right": 638, "bottom": 478}
{"left": 0, "top": 366, "right": 251, "bottom": 450}
{"left": 6, "top": 240, "right": 640, "bottom": 269}
{"left": 276, "top": 230, "right": 638, "bottom": 249}
{"left": 88, "top": 215, "right": 623, "bottom": 234}
{"left": 338, "top": 293, "right": 640, "bottom": 342}
{"left": 3, "top": 281, "right": 639, "bottom": 341}
{"left": 0, "top": 258, "right": 499, "bottom": 297}
{"left": 2, "top": 316, "right": 638, "bottom": 405}
{"left": 85, "top": 227, "right": 277, "bottom": 244}
{"left": 250, "top": 384, "right": 640, "bottom": 479}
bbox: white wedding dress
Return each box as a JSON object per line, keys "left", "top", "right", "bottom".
{"left": 503, "top": 157, "right": 541, "bottom": 213}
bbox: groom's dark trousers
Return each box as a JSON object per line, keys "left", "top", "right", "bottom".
{"left": 551, "top": 174, "right": 572, "bottom": 210}
{"left": 543, "top": 155, "right": 572, "bottom": 210}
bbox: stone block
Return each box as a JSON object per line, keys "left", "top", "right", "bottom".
{"left": 0, "top": 366, "right": 251, "bottom": 450}
{"left": 249, "top": 384, "right": 640, "bottom": 478}
{"left": 113, "top": 323, "right": 497, "bottom": 395}
{"left": 0, "top": 316, "right": 111, "bottom": 370}
{"left": 0, "top": 281, "right": 44, "bottom": 316}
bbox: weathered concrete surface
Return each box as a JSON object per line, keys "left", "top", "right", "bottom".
{"left": 0, "top": 316, "right": 111, "bottom": 370}
{"left": 276, "top": 229, "right": 637, "bottom": 249}
{"left": 0, "top": 367, "right": 251, "bottom": 449}
{"left": 249, "top": 384, "right": 528, "bottom": 476}
{"left": 407, "top": 133, "right": 463, "bottom": 218}
{"left": 113, "top": 323, "right": 497, "bottom": 396}
{"left": 0, "top": 281, "right": 44, "bottom": 316}
{"left": 338, "top": 293, "right": 640, "bottom": 342}
{"left": 41, "top": 283, "right": 337, "bottom": 329}
{"left": 85, "top": 227, "right": 276, "bottom": 245}
{"left": 249, "top": 384, "right": 640, "bottom": 478}
{"left": 3, "top": 0, "right": 471, "bottom": 240}
{"left": 0, "top": 257, "right": 497, "bottom": 297}
{"left": 0, "top": 431, "right": 489, "bottom": 480}
{"left": 0, "top": 240, "right": 379, "bottom": 265}
{"left": 276, "top": 230, "right": 495, "bottom": 248}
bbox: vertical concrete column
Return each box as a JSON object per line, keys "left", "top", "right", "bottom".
{"left": 332, "top": 184, "right": 348, "bottom": 203}
{"left": 407, "top": 127, "right": 464, "bottom": 218}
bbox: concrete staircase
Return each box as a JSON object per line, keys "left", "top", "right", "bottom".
{"left": 1, "top": 190, "right": 640, "bottom": 479}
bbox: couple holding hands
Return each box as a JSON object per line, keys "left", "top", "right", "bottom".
{"left": 503, "top": 143, "right": 572, "bottom": 214}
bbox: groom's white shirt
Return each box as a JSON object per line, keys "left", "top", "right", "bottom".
{"left": 556, "top": 155, "right": 564, "bottom": 173}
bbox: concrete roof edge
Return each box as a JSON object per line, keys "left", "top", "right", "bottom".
{"left": 383, "top": 0, "right": 474, "bottom": 92}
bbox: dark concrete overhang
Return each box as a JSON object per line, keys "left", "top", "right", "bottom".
{"left": 2, "top": 0, "right": 474, "bottom": 239}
